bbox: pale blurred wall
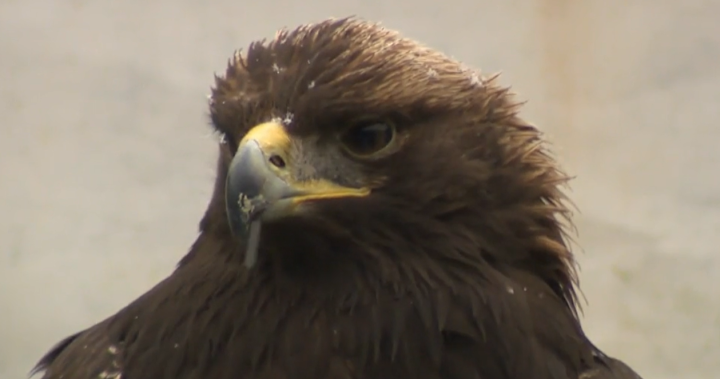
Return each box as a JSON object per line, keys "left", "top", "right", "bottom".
{"left": 1, "top": 0, "right": 718, "bottom": 378}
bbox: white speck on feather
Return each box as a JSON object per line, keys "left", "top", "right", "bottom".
{"left": 469, "top": 71, "right": 483, "bottom": 87}
{"left": 107, "top": 345, "right": 118, "bottom": 354}
{"left": 427, "top": 68, "right": 438, "bottom": 79}
{"left": 458, "top": 63, "right": 484, "bottom": 87}
{"left": 272, "top": 63, "right": 283, "bottom": 73}
{"left": 174, "top": 343, "right": 179, "bottom": 348}
{"left": 283, "top": 112, "right": 294, "bottom": 125}
{"left": 308, "top": 80, "right": 316, "bottom": 89}
{"left": 98, "top": 370, "right": 122, "bottom": 379}
{"left": 507, "top": 286, "right": 515, "bottom": 294}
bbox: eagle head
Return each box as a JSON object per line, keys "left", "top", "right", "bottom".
{"left": 201, "top": 17, "right": 576, "bottom": 309}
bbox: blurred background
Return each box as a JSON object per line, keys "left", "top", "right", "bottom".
{"left": 1, "top": 0, "right": 718, "bottom": 378}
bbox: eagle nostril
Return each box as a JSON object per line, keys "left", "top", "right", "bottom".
{"left": 268, "top": 154, "right": 286, "bottom": 169}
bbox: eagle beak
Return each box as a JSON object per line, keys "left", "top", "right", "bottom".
{"left": 224, "top": 122, "right": 370, "bottom": 242}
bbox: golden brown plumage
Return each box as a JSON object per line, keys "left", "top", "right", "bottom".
{"left": 33, "top": 17, "right": 642, "bottom": 379}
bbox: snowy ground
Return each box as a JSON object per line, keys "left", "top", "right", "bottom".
{"left": 1, "top": 1, "right": 718, "bottom": 378}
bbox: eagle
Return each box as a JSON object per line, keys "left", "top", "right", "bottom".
{"left": 32, "top": 17, "right": 643, "bottom": 379}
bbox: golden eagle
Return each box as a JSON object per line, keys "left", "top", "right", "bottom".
{"left": 33, "top": 17, "right": 643, "bottom": 379}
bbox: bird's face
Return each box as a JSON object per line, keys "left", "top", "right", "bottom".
{"left": 207, "top": 19, "right": 574, "bottom": 292}
{"left": 222, "top": 116, "right": 399, "bottom": 266}
{"left": 224, "top": 117, "right": 401, "bottom": 232}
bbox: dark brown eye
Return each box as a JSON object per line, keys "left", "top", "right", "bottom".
{"left": 340, "top": 121, "right": 396, "bottom": 157}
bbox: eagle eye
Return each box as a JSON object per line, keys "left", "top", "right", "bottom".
{"left": 340, "top": 121, "right": 396, "bottom": 157}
